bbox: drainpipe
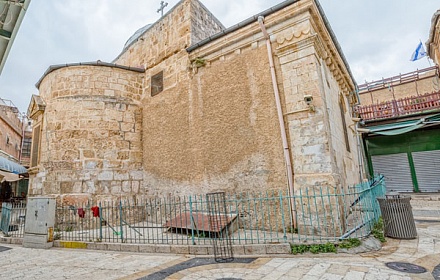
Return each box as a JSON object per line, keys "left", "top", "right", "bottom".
{"left": 258, "top": 16, "right": 297, "bottom": 228}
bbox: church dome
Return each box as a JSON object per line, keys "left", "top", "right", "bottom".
{"left": 123, "top": 24, "right": 152, "bottom": 49}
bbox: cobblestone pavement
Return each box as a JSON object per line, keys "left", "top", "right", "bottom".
{"left": 0, "top": 198, "right": 438, "bottom": 280}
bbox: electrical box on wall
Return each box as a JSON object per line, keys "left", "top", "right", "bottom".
{"left": 23, "top": 197, "right": 56, "bottom": 249}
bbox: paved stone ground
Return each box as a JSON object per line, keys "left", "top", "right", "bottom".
{"left": 0, "top": 219, "right": 438, "bottom": 279}
{"left": 0, "top": 196, "right": 438, "bottom": 279}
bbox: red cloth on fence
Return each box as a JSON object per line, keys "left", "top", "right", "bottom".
{"left": 91, "top": 206, "right": 100, "bottom": 217}
{"left": 77, "top": 208, "right": 85, "bottom": 218}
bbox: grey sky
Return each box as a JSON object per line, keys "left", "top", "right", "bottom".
{"left": 0, "top": 0, "right": 438, "bottom": 113}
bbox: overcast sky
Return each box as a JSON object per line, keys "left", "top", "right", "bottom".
{"left": 0, "top": 0, "right": 438, "bottom": 113}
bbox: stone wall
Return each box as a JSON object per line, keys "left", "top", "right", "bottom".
{"left": 142, "top": 46, "right": 286, "bottom": 197}
{"left": 29, "top": 0, "right": 360, "bottom": 206}
{"left": 31, "top": 65, "right": 144, "bottom": 204}
{"left": 190, "top": 0, "right": 224, "bottom": 45}
{"left": 267, "top": 3, "right": 358, "bottom": 190}
{"left": 141, "top": 0, "right": 359, "bottom": 196}
{"left": 115, "top": 0, "right": 192, "bottom": 69}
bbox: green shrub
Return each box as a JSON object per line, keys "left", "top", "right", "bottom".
{"left": 372, "top": 217, "right": 386, "bottom": 243}
{"left": 291, "top": 242, "right": 336, "bottom": 255}
{"left": 291, "top": 244, "right": 309, "bottom": 255}
{"left": 338, "top": 238, "right": 361, "bottom": 249}
{"left": 319, "top": 242, "right": 337, "bottom": 253}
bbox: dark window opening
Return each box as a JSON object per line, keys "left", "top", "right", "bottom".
{"left": 31, "top": 125, "right": 40, "bottom": 167}
{"left": 339, "top": 97, "right": 351, "bottom": 153}
{"left": 151, "top": 71, "right": 164, "bottom": 96}
{"left": 22, "top": 137, "right": 31, "bottom": 158}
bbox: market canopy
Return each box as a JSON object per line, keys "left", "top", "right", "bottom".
{"left": 0, "top": 155, "right": 27, "bottom": 175}
{"left": 0, "top": 170, "right": 21, "bottom": 182}
{"left": 364, "top": 113, "right": 440, "bottom": 136}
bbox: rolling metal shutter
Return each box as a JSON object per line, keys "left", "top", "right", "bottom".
{"left": 371, "top": 153, "right": 414, "bottom": 192}
{"left": 412, "top": 150, "right": 440, "bottom": 192}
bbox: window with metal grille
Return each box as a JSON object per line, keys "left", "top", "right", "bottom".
{"left": 151, "top": 71, "right": 163, "bottom": 96}
{"left": 22, "top": 137, "right": 31, "bottom": 158}
{"left": 31, "top": 125, "right": 41, "bottom": 167}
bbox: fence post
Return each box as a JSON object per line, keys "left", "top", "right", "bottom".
{"left": 99, "top": 202, "right": 103, "bottom": 241}
{"left": 279, "top": 191, "right": 287, "bottom": 241}
{"left": 119, "top": 200, "right": 124, "bottom": 243}
{"left": 189, "top": 196, "right": 195, "bottom": 245}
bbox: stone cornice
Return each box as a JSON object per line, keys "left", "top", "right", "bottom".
{"left": 188, "top": 0, "right": 311, "bottom": 63}
{"left": 27, "top": 94, "right": 46, "bottom": 120}
{"left": 307, "top": 4, "right": 355, "bottom": 95}
{"left": 187, "top": 0, "right": 355, "bottom": 96}
{"left": 35, "top": 61, "right": 145, "bottom": 89}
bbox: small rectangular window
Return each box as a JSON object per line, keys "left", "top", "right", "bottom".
{"left": 31, "top": 125, "right": 41, "bottom": 167}
{"left": 22, "top": 137, "right": 32, "bottom": 158}
{"left": 151, "top": 71, "right": 164, "bottom": 96}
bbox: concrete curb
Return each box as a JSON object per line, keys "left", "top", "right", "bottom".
{"left": 54, "top": 241, "right": 292, "bottom": 256}
{"left": 0, "top": 237, "right": 291, "bottom": 256}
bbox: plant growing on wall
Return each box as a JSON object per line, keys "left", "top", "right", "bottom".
{"left": 193, "top": 57, "right": 206, "bottom": 68}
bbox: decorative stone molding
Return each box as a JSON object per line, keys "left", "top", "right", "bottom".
{"left": 27, "top": 94, "right": 46, "bottom": 120}
{"left": 275, "top": 19, "right": 312, "bottom": 47}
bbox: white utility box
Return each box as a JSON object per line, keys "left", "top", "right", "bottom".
{"left": 23, "top": 197, "right": 56, "bottom": 249}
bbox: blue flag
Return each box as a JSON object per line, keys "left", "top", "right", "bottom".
{"left": 410, "top": 42, "right": 427, "bottom": 61}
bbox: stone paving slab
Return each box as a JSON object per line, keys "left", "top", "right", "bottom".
{"left": 0, "top": 245, "right": 183, "bottom": 280}
{"left": 0, "top": 220, "right": 438, "bottom": 279}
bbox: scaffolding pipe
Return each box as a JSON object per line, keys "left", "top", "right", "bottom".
{"left": 258, "top": 16, "right": 297, "bottom": 228}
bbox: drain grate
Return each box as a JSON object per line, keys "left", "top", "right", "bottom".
{"left": 432, "top": 264, "right": 440, "bottom": 280}
{"left": 385, "top": 262, "right": 427, "bottom": 274}
{"left": 0, "top": 246, "right": 12, "bottom": 252}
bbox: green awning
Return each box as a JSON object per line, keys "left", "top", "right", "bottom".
{"left": 364, "top": 113, "right": 440, "bottom": 136}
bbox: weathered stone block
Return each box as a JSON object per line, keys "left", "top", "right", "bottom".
{"left": 120, "top": 244, "right": 140, "bottom": 252}
{"left": 266, "top": 243, "right": 291, "bottom": 254}
{"left": 244, "top": 244, "right": 266, "bottom": 255}
{"left": 155, "top": 245, "right": 171, "bottom": 253}
{"left": 170, "top": 245, "right": 190, "bottom": 254}
{"left": 97, "top": 171, "right": 113, "bottom": 181}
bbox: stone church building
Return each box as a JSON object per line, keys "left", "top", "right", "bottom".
{"left": 27, "top": 0, "right": 359, "bottom": 203}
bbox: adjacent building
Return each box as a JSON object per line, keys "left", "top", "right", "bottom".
{"left": 354, "top": 9, "right": 440, "bottom": 193}
{"left": 0, "top": 97, "right": 28, "bottom": 203}
{"left": 0, "top": 0, "right": 32, "bottom": 75}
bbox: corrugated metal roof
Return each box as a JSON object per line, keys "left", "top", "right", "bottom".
{"left": 364, "top": 113, "right": 440, "bottom": 135}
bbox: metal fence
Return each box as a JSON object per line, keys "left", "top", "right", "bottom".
{"left": 0, "top": 202, "right": 27, "bottom": 237}
{"left": 51, "top": 176, "right": 385, "bottom": 245}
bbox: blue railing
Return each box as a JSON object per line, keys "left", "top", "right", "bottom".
{"left": 0, "top": 202, "right": 27, "bottom": 237}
